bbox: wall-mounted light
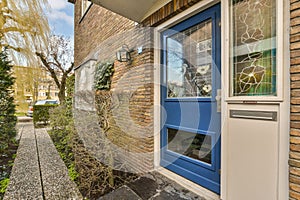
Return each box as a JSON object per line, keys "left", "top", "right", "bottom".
{"left": 116, "top": 44, "right": 132, "bottom": 62}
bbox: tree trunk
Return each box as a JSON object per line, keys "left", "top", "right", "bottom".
{"left": 58, "top": 74, "right": 67, "bottom": 104}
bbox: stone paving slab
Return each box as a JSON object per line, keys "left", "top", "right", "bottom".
{"left": 35, "top": 128, "right": 82, "bottom": 200}
{"left": 99, "top": 171, "right": 206, "bottom": 200}
{"left": 99, "top": 185, "right": 141, "bottom": 200}
{"left": 4, "top": 124, "right": 43, "bottom": 200}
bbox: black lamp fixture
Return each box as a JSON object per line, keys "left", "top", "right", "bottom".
{"left": 116, "top": 44, "right": 132, "bottom": 62}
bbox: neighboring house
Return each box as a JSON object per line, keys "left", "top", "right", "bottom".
{"left": 13, "top": 66, "right": 59, "bottom": 112}
{"left": 69, "top": 0, "right": 298, "bottom": 199}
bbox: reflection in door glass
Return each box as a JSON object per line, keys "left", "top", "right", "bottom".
{"left": 167, "top": 19, "right": 212, "bottom": 98}
{"left": 167, "top": 128, "right": 212, "bottom": 164}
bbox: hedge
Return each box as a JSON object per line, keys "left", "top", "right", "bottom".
{"left": 33, "top": 104, "right": 58, "bottom": 127}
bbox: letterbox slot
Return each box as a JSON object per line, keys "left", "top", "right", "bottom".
{"left": 230, "top": 110, "right": 277, "bottom": 121}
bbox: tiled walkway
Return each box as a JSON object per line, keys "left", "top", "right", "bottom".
{"left": 4, "top": 123, "right": 82, "bottom": 200}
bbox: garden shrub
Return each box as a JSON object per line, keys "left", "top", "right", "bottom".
{"left": 49, "top": 106, "right": 74, "bottom": 157}
{"left": 0, "top": 49, "right": 16, "bottom": 152}
{"left": 0, "top": 49, "right": 18, "bottom": 199}
{"left": 48, "top": 75, "right": 79, "bottom": 184}
{"left": 33, "top": 104, "right": 58, "bottom": 127}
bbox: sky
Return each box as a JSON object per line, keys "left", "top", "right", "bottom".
{"left": 47, "top": 0, "right": 74, "bottom": 39}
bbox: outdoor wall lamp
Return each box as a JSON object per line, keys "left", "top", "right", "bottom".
{"left": 116, "top": 44, "right": 132, "bottom": 62}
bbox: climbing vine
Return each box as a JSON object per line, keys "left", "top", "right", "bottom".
{"left": 94, "top": 62, "right": 114, "bottom": 90}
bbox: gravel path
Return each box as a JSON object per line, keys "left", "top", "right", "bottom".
{"left": 4, "top": 123, "right": 82, "bottom": 200}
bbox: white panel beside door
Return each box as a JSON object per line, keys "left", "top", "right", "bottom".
{"left": 226, "top": 104, "right": 279, "bottom": 200}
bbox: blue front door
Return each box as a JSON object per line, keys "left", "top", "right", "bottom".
{"left": 160, "top": 4, "right": 221, "bottom": 194}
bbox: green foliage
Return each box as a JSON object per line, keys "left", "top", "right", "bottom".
{"left": 49, "top": 105, "right": 78, "bottom": 183}
{"left": 0, "top": 140, "right": 18, "bottom": 199}
{"left": 33, "top": 104, "right": 58, "bottom": 127}
{"left": 68, "top": 163, "right": 79, "bottom": 181}
{"left": 65, "top": 74, "right": 75, "bottom": 117}
{"left": 94, "top": 62, "right": 114, "bottom": 90}
{"left": 0, "top": 49, "right": 16, "bottom": 153}
{"left": 0, "top": 178, "right": 9, "bottom": 194}
{"left": 48, "top": 76, "right": 80, "bottom": 186}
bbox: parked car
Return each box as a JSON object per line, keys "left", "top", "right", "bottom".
{"left": 27, "top": 100, "right": 58, "bottom": 117}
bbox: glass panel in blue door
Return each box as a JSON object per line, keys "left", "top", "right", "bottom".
{"left": 167, "top": 128, "right": 212, "bottom": 164}
{"left": 167, "top": 20, "right": 212, "bottom": 98}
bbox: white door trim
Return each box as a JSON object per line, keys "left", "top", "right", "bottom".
{"left": 153, "top": 0, "right": 221, "bottom": 199}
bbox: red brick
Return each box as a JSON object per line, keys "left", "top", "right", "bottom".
{"left": 292, "top": 1, "right": 300, "bottom": 11}
{"left": 291, "top": 66, "right": 300, "bottom": 73}
{"left": 291, "top": 137, "right": 300, "bottom": 144}
{"left": 292, "top": 90, "right": 300, "bottom": 97}
{"left": 292, "top": 129, "right": 300, "bottom": 137}
{"left": 291, "top": 144, "right": 300, "bottom": 152}
{"left": 291, "top": 166, "right": 300, "bottom": 176}
{"left": 290, "top": 34, "right": 300, "bottom": 43}
{"left": 290, "top": 190, "right": 300, "bottom": 200}
{"left": 292, "top": 170, "right": 300, "bottom": 182}
{"left": 291, "top": 183, "right": 300, "bottom": 194}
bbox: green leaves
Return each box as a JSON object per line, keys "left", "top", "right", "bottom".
{"left": 33, "top": 104, "right": 58, "bottom": 127}
{"left": 94, "top": 62, "right": 114, "bottom": 91}
{"left": 0, "top": 49, "right": 16, "bottom": 150}
{"left": 0, "top": 49, "right": 16, "bottom": 198}
{"left": 0, "top": 178, "right": 9, "bottom": 194}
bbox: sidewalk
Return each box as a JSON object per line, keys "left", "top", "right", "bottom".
{"left": 4, "top": 122, "right": 82, "bottom": 200}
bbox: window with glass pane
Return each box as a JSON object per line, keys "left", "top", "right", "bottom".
{"left": 81, "top": 0, "right": 92, "bottom": 17}
{"left": 167, "top": 128, "right": 212, "bottom": 164}
{"left": 230, "top": 0, "right": 276, "bottom": 96}
{"left": 167, "top": 20, "right": 213, "bottom": 98}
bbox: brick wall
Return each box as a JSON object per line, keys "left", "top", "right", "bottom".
{"left": 74, "top": 1, "right": 135, "bottom": 67}
{"left": 290, "top": 1, "right": 300, "bottom": 199}
{"left": 73, "top": 0, "right": 154, "bottom": 174}
{"left": 73, "top": 0, "right": 203, "bottom": 176}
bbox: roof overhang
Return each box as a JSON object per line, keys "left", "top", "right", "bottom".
{"left": 68, "top": 0, "right": 75, "bottom": 4}
{"left": 91, "top": 0, "right": 172, "bottom": 22}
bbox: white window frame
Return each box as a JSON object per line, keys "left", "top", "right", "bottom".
{"left": 81, "top": 0, "right": 92, "bottom": 19}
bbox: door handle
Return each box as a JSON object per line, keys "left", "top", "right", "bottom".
{"left": 215, "top": 89, "right": 221, "bottom": 113}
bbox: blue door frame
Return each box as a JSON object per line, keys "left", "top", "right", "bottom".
{"left": 160, "top": 4, "right": 221, "bottom": 194}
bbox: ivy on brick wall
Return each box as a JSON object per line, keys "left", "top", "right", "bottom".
{"left": 94, "top": 62, "right": 114, "bottom": 90}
